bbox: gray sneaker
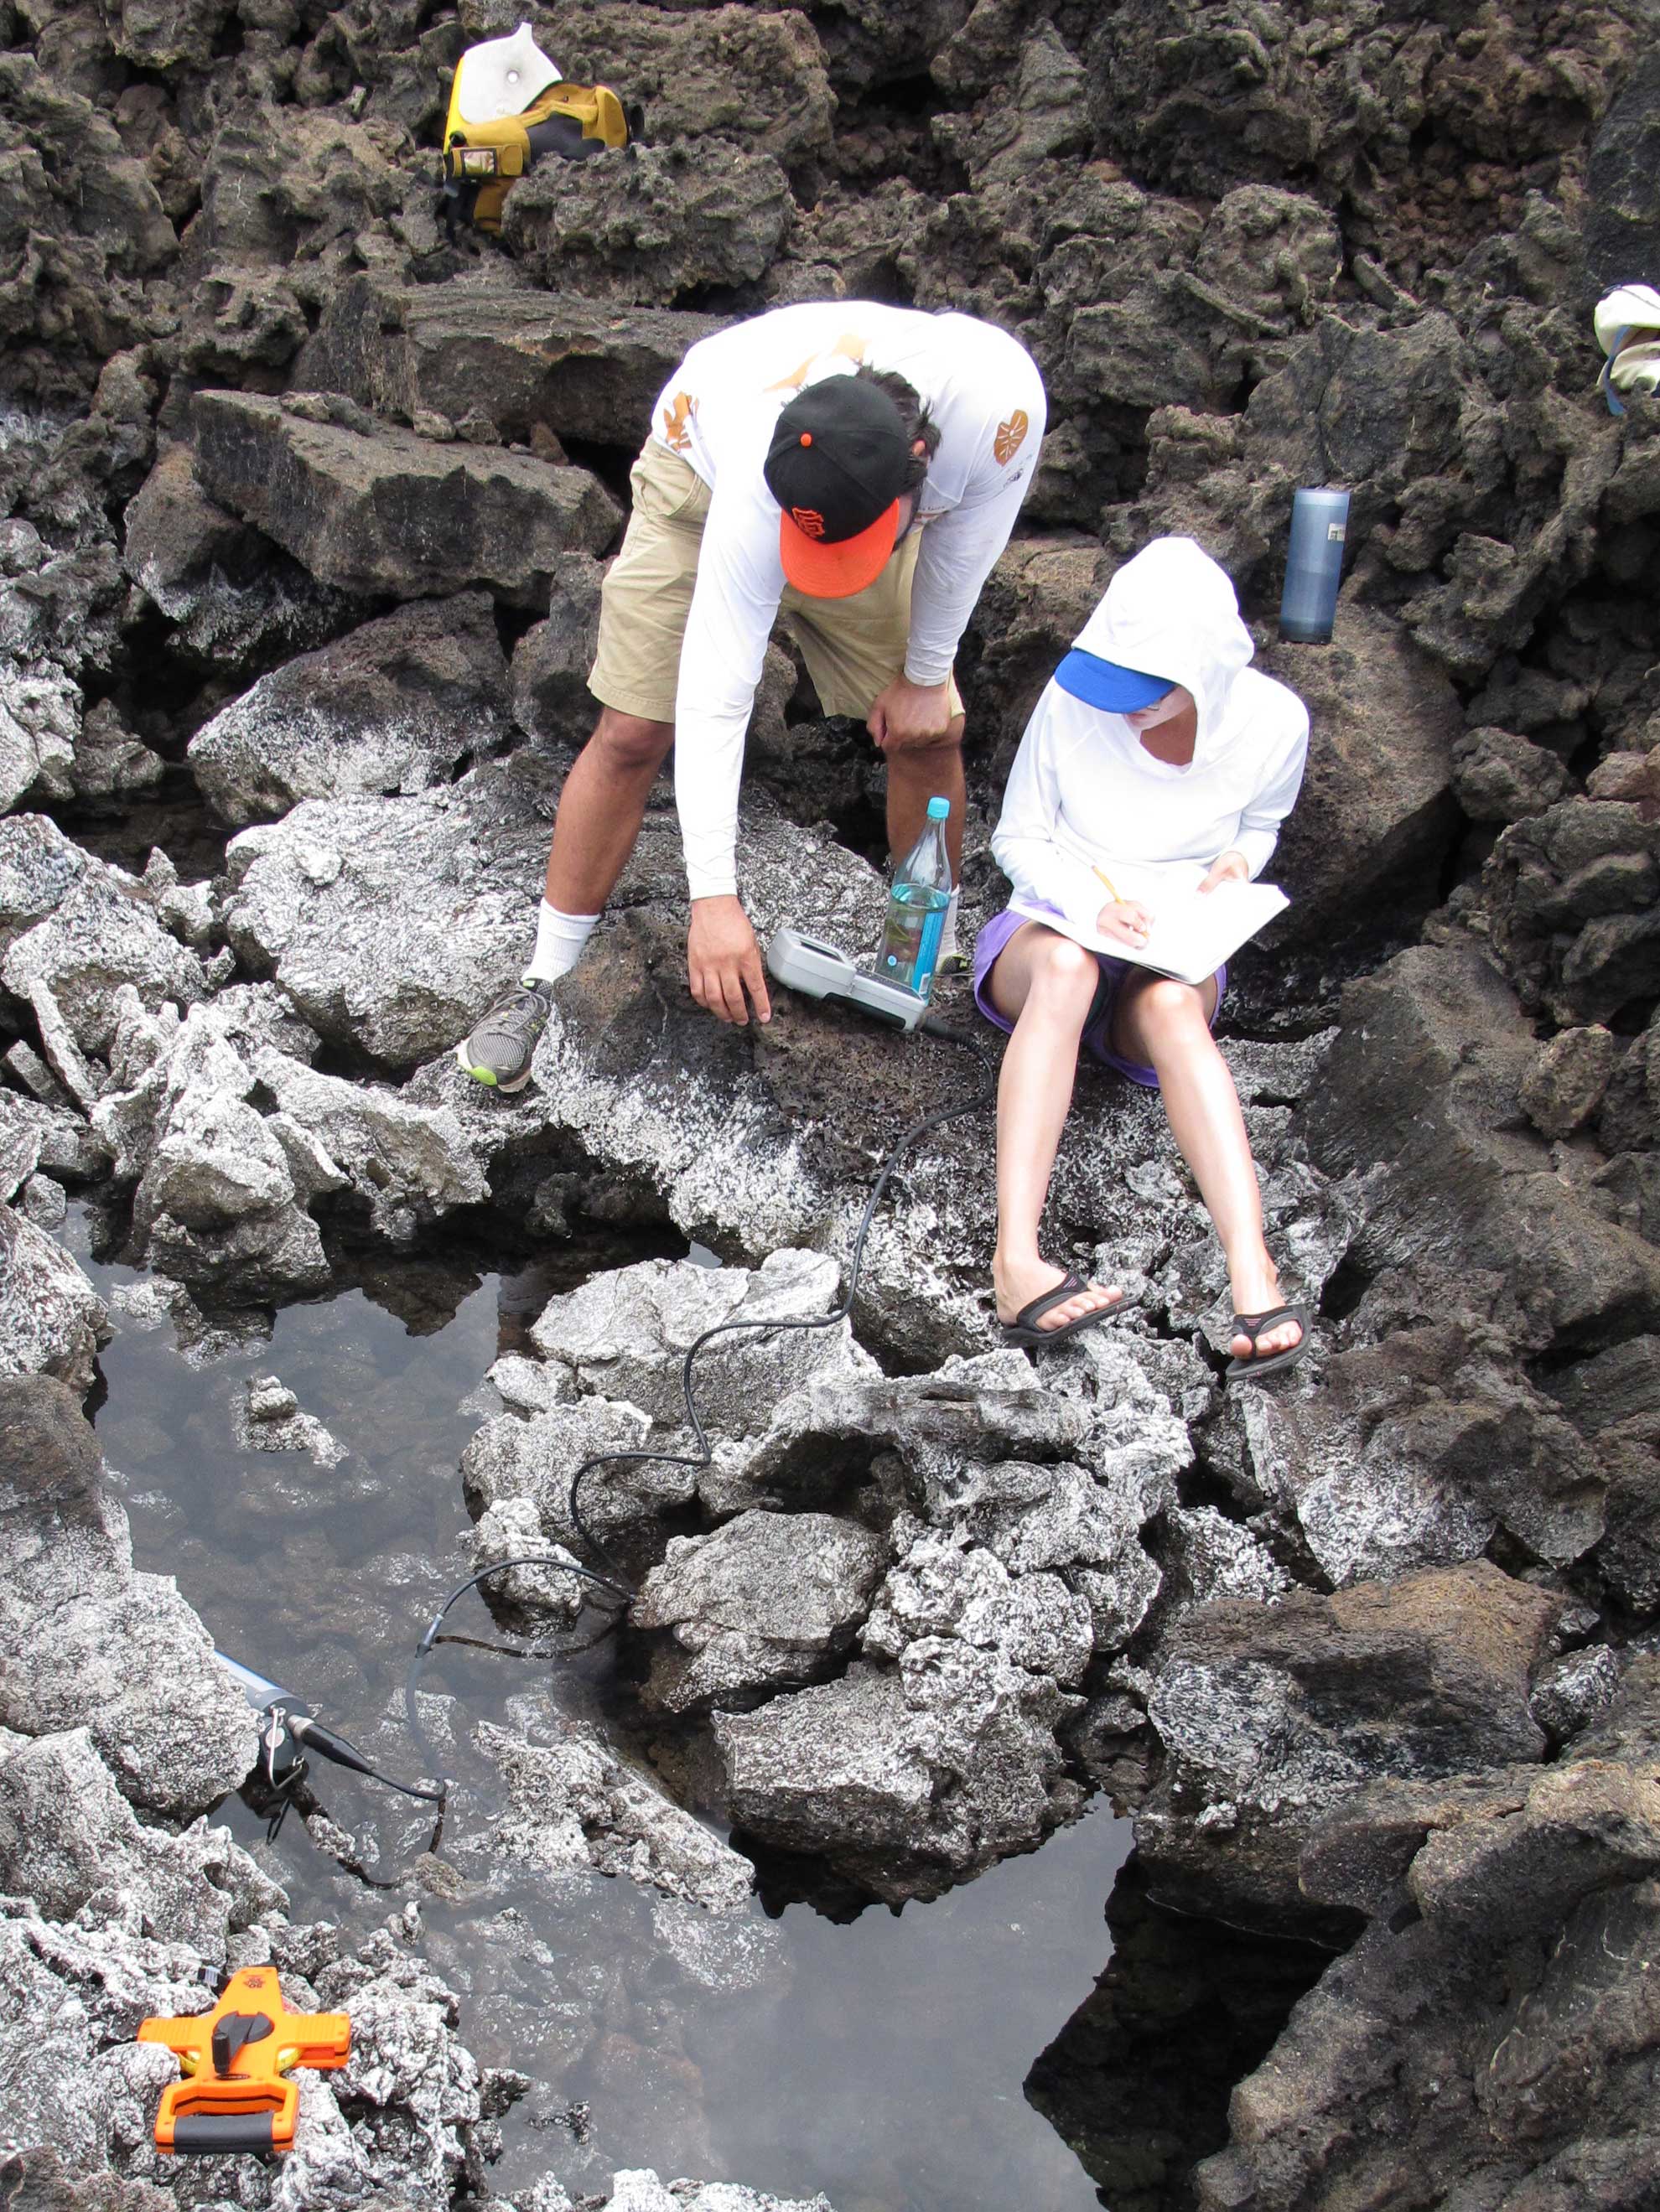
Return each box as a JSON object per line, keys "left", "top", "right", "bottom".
{"left": 456, "top": 981, "right": 555, "bottom": 1093}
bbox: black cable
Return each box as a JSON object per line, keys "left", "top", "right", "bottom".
{"left": 402, "top": 1015, "right": 995, "bottom": 1800}
{"left": 567, "top": 1016, "right": 995, "bottom": 1574}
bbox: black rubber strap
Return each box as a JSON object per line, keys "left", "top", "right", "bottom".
{"left": 170, "top": 2112, "right": 277, "bottom": 2154}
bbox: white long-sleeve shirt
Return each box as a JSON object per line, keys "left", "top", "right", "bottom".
{"left": 650, "top": 302, "right": 1046, "bottom": 899}
{"left": 992, "top": 538, "right": 1309, "bottom": 930}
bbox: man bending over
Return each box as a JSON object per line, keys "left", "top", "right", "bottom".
{"left": 458, "top": 298, "right": 1046, "bottom": 1090}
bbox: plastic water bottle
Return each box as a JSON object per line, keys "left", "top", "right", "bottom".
{"left": 878, "top": 795, "right": 952, "bottom": 1000}
{"left": 1279, "top": 486, "right": 1350, "bottom": 643}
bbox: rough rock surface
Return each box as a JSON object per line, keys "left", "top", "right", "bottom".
{"left": 633, "top": 1509, "right": 889, "bottom": 1715}
{"left": 0, "top": 1374, "right": 252, "bottom": 1812}
{"left": 188, "top": 589, "right": 511, "bottom": 826}
{"left": 5, "top": 0, "right": 1660, "bottom": 2200}
{"left": 1138, "top": 1562, "right": 1564, "bottom": 1937}
{"left": 1199, "top": 1657, "right": 1660, "bottom": 2210}
{"left": 192, "top": 392, "right": 622, "bottom": 605}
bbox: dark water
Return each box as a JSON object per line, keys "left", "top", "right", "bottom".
{"left": 71, "top": 1210, "right": 1128, "bottom": 2211}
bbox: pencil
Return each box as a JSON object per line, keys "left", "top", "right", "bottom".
{"left": 1092, "top": 864, "right": 1122, "bottom": 904}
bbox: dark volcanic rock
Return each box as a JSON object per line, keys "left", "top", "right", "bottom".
{"left": 501, "top": 142, "right": 792, "bottom": 307}
{"left": 191, "top": 391, "right": 622, "bottom": 605}
{"left": 1138, "top": 1562, "right": 1563, "bottom": 1937}
{"left": 1304, "top": 942, "right": 1660, "bottom": 1355}
{"left": 296, "top": 274, "right": 724, "bottom": 448}
{"left": 508, "top": 561, "right": 606, "bottom": 751}
{"left": 0, "top": 56, "right": 176, "bottom": 400}
{"left": 1262, "top": 604, "right": 1463, "bottom": 947}
{"left": 543, "top": 3, "right": 835, "bottom": 169}
{"left": 1486, "top": 795, "right": 1660, "bottom": 1025}
{"left": 188, "top": 589, "right": 511, "bottom": 826}
{"left": 121, "top": 444, "right": 365, "bottom": 671}
{"left": 1025, "top": 1860, "right": 1328, "bottom": 2212}
{"left": 1585, "top": 46, "right": 1660, "bottom": 297}
{"left": 1200, "top": 1656, "right": 1660, "bottom": 2210}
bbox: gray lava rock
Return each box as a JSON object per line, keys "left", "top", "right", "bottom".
{"left": 548, "top": 3, "right": 835, "bottom": 168}
{"left": 0, "top": 660, "right": 77, "bottom": 811}
{"left": 188, "top": 590, "right": 511, "bottom": 827}
{"left": 68, "top": 699, "right": 163, "bottom": 803}
{"left": 716, "top": 1642, "right": 1082, "bottom": 1904}
{"left": 192, "top": 391, "right": 621, "bottom": 605}
{"left": 0, "top": 829, "right": 208, "bottom": 1106}
{"left": 297, "top": 273, "right": 724, "bottom": 448}
{"left": 1261, "top": 604, "right": 1463, "bottom": 946}
{"left": 1531, "top": 1645, "right": 1621, "bottom": 1745}
{"left": 476, "top": 1717, "right": 755, "bottom": 1914}
{"left": 633, "top": 1509, "right": 888, "bottom": 1716}
{"left": 529, "top": 1249, "right": 876, "bottom": 1438}
{"left": 0, "top": 1374, "right": 254, "bottom": 1812}
{"left": 232, "top": 1372, "right": 346, "bottom": 1465}
{"left": 1520, "top": 1022, "right": 1619, "bottom": 1138}
{"left": 0, "top": 56, "right": 175, "bottom": 398}
{"left": 1228, "top": 1323, "right": 1604, "bottom": 1584}
{"left": 1486, "top": 795, "right": 1660, "bottom": 1025}
{"left": 1138, "top": 1561, "right": 1563, "bottom": 1935}
{"left": 221, "top": 763, "right": 553, "bottom": 1066}
{"left": 509, "top": 561, "right": 607, "bottom": 751}
{"left": 0, "top": 1209, "right": 109, "bottom": 1395}
{"left": 462, "top": 1396, "right": 686, "bottom": 1547}
{"left": 121, "top": 444, "right": 363, "bottom": 671}
{"left": 0, "top": 1726, "right": 281, "bottom": 1950}
{"left": 1201, "top": 1656, "right": 1660, "bottom": 2210}
{"left": 1304, "top": 943, "right": 1660, "bottom": 1356}
{"left": 502, "top": 141, "right": 792, "bottom": 307}
{"left": 862, "top": 1528, "right": 1092, "bottom": 1686}
{"left": 1450, "top": 724, "right": 1571, "bottom": 824}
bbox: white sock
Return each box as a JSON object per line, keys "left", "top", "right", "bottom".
{"left": 523, "top": 901, "right": 599, "bottom": 986}
{"left": 938, "top": 886, "right": 962, "bottom": 962}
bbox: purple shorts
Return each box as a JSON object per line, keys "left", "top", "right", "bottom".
{"left": 971, "top": 903, "right": 1227, "bottom": 1090}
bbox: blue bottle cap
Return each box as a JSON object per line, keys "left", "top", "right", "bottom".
{"left": 926, "top": 795, "right": 950, "bottom": 820}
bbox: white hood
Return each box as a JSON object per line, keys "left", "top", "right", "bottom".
{"left": 1072, "top": 536, "right": 1253, "bottom": 762}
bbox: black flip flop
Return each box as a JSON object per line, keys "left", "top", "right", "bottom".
{"left": 1225, "top": 1303, "right": 1311, "bottom": 1381}
{"left": 1001, "top": 1269, "right": 1123, "bottom": 1349}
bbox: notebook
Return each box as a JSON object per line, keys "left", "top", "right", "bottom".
{"left": 1009, "top": 864, "right": 1289, "bottom": 987}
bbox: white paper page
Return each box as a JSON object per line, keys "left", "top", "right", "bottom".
{"left": 1008, "top": 878, "right": 1289, "bottom": 985}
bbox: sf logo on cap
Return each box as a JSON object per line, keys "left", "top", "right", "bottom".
{"left": 791, "top": 506, "right": 827, "bottom": 539}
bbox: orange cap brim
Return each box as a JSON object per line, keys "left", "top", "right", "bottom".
{"left": 778, "top": 501, "right": 900, "bottom": 600}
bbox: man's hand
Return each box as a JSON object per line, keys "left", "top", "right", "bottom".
{"left": 1198, "top": 850, "right": 1250, "bottom": 894}
{"left": 1097, "top": 899, "right": 1154, "bottom": 948}
{"left": 687, "top": 894, "right": 772, "bottom": 1026}
{"left": 868, "top": 675, "right": 955, "bottom": 753}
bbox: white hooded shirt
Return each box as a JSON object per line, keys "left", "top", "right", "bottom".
{"left": 991, "top": 538, "right": 1309, "bottom": 932}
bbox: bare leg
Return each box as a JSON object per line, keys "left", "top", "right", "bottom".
{"left": 544, "top": 707, "right": 676, "bottom": 913}
{"left": 884, "top": 717, "right": 966, "bottom": 877}
{"left": 987, "top": 924, "right": 1123, "bottom": 1330}
{"left": 1111, "top": 975, "right": 1303, "bottom": 1360}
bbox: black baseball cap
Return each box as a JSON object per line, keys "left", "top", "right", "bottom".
{"left": 764, "top": 375, "right": 912, "bottom": 598}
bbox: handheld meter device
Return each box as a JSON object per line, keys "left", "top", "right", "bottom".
{"left": 766, "top": 925, "right": 930, "bottom": 1032}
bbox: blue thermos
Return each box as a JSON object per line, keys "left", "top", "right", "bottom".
{"left": 1279, "top": 486, "right": 1350, "bottom": 643}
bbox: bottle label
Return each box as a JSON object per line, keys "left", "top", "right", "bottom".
{"left": 1326, "top": 523, "right": 1346, "bottom": 541}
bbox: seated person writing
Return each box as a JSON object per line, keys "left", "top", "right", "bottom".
{"left": 973, "top": 536, "right": 1311, "bottom": 1375}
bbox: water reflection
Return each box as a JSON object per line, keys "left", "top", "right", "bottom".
{"left": 70, "top": 1210, "right": 1128, "bottom": 2210}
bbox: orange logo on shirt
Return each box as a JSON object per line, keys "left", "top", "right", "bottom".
{"left": 993, "top": 409, "right": 1029, "bottom": 465}
{"left": 661, "top": 391, "right": 695, "bottom": 452}
{"left": 765, "top": 334, "right": 868, "bottom": 395}
{"left": 791, "top": 506, "right": 827, "bottom": 539}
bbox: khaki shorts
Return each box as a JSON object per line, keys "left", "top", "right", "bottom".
{"left": 589, "top": 439, "right": 964, "bottom": 726}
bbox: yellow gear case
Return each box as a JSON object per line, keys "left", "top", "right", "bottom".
{"left": 442, "top": 76, "right": 632, "bottom": 232}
